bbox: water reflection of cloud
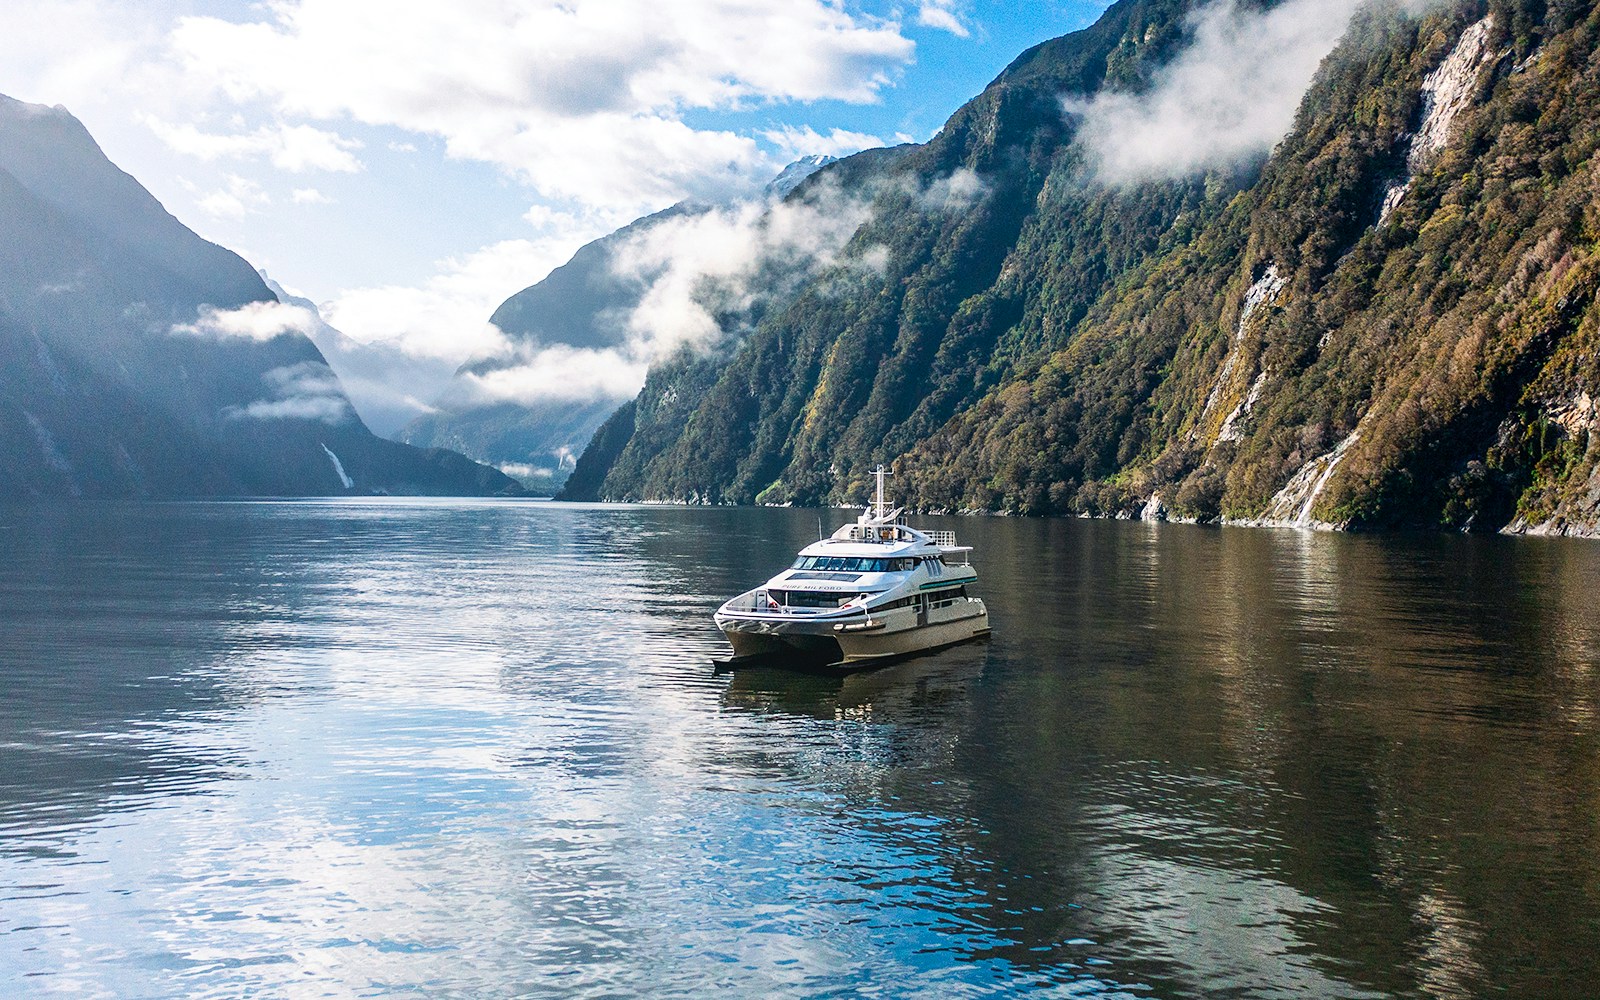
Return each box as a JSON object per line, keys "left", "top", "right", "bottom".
{"left": 1074, "top": 763, "right": 1384, "bottom": 1000}
{"left": 7, "top": 503, "right": 1600, "bottom": 997}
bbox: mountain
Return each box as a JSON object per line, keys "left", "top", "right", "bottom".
{"left": 398, "top": 203, "right": 704, "bottom": 493}
{"left": 765, "top": 154, "right": 838, "bottom": 198}
{"left": 400, "top": 152, "right": 849, "bottom": 495}
{"left": 0, "top": 94, "right": 521, "bottom": 499}
{"left": 562, "top": 0, "right": 1600, "bottom": 539}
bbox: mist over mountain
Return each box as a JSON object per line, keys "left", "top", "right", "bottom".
{"left": 400, "top": 153, "right": 845, "bottom": 492}
{"left": 261, "top": 274, "right": 455, "bottom": 438}
{"left": 0, "top": 94, "right": 520, "bottom": 499}
{"left": 561, "top": 0, "right": 1600, "bottom": 539}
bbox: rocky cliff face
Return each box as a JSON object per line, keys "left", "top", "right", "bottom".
{"left": 0, "top": 95, "right": 520, "bottom": 499}
{"left": 564, "top": 0, "right": 1600, "bottom": 539}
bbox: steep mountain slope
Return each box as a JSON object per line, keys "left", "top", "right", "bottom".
{"left": 911, "top": 0, "right": 1600, "bottom": 536}
{"left": 565, "top": 0, "right": 1600, "bottom": 538}
{"left": 0, "top": 95, "right": 520, "bottom": 499}
{"left": 564, "top": 0, "right": 1216, "bottom": 502}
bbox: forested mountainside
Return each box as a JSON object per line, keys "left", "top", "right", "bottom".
{"left": 0, "top": 95, "right": 520, "bottom": 498}
{"left": 563, "top": 0, "right": 1600, "bottom": 538}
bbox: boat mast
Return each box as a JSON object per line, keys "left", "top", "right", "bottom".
{"left": 873, "top": 464, "right": 891, "bottom": 521}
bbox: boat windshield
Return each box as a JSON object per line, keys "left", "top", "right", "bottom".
{"left": 791, "top": 556, "right": 914, "bottom": 572}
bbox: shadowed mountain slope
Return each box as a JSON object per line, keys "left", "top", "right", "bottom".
{"left": 0, "top": 94, "right": 520, "bottom": 499}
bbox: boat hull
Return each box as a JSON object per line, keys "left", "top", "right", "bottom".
{"left": 715, "top": 599, "right": 989, "bottom": 671}
{"left": 834, "top": 608, "right": 989, "bottom": 664}
{"left": 720, "top": 626, "right": 843, "bottom": 662}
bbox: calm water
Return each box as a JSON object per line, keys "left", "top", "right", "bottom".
{"left": 1, "top": 500, "right": 1598, "bottom": 999}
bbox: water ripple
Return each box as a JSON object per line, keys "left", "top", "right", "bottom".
{"left": 1, "top": 502, "right": 1598, "bottom": 997}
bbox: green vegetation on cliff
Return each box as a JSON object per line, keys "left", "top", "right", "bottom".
{"left": 564, "top": 0, "right": 1600, "bottom": 538}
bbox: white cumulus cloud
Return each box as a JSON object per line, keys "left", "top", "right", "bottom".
{"left": 194, "top": 173, "right": 272, "bottom": 218}
{"left": 915, "top": 166, "right": 987, "bottom": 211}
{"left": 917, "top": 1, "right": 971, "bottom": 38}
{"left": 763, "top": 124, "right": 885, "bottom": 161}
{"left": 172, "top": 300, "right": 319, "bottom": 341}
{"left": 451, "top": 178, "right": 884, "bottom": 410}
{"left": 611, "top": 177, "right": 875, "bottom": 359}
{"left": 321, "top": 231, "right": 610, "bottom": 364}
{"left": 1067, "top": 0, "right": 1374, "bottom": 184}
{"left": 166, "top": 0, "right": 919, "bottom": 215}
{"left": 145, "top": 118, "right": 364, "bottom": 173}
{"left": 459, "top": 345, "right": 648, "bottom": 406}
{"left": 226, "top": 361, "right": 353, "bottom": 423}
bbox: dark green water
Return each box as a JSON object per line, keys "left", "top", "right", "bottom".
{"left": 1, "top": 500, "right": 1597, "bottom": 998}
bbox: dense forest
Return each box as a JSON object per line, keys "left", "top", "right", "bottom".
{"left": 563, "top": 0, "right": 1600, "bottom": 538}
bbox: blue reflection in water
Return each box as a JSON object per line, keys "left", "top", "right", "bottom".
{"left": 1, "top": 500, "right": 1597, "bottom": 998}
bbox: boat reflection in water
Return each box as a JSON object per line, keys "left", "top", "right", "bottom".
{"left": 720, "top": 638, "right": 990, "bottom": 723}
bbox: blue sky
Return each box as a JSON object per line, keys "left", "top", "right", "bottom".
{"left": 0, "top": 0, "right": 1117, "bottom": 367}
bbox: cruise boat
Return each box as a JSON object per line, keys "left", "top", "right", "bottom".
{"left": 713, "top": 467, "right": 989, "bottom": 670}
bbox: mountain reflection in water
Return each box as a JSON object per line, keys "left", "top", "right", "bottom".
{"left": 1, "top": 500, "right": 1596, "bottom": 998}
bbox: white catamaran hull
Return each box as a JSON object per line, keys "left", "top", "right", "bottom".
{"left": 716, "top": 600, "right": 989, "bottom": 668}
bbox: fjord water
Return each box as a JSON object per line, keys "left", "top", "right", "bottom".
{"left": 1, "top": 501, "right": 1597, "bottom": 999}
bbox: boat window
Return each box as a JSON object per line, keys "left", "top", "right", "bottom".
{"left": 926, "top": 586, "right": 968, "bottom": 609}
{"left": 767, "top": 590, "right": 855, "bottom": 608}
{"left": 791, "top": 556, "right": 900, "bottom": 573}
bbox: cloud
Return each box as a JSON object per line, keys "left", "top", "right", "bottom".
{"left": 453, "top": 177, "right": 882, "bottom": 410}
{"left": 165, "top": 0, "right": 919, "bottom": 215}
{"left": 195, "top": 173, "right": 272, "bottom": 218}
{"left": 0, "top": 1, "right": 168, "bottom": 114}
{"left": 145, "top": 118, "right": 364, "bottom": 173}
{"left": 458, "top": 344, "right": 648, "bottom": 406}
{"left": 0, "top": 0, "right": 933, "bottom": 415}
{"left": 611, "top": 177, "right": 875, "bottom": 359}
{"left": 763, "top": 125, "right": 885, "bottom": 161}
{"left": 850, "top": 243, "right": 891, "bottom": 277}
{"left": 321, "top": 232, "right": 610, "bottom": 364}
{"left": 916, "top": 166, "right": 987, "bottom": 211}
{"left": 916, "top": 1, "right": 971, "bottom": 38}
{"left": 1066, "top": 0, "right": 1374, "bottom": 184}
{"left": 546, "top": 166, "right": 983, "bottom": 399}
{"left": 172, "top": 300, "right": 319, "bottom": 341}
{"left": 226, "top": 361, "right": 353, "bottom": 423}
{"left": 498, "top": 448, "right": 579, "bottom": 479}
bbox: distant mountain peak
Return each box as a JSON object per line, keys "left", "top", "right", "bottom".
{"left": 765, "top": 155, "right": 839, "bottom": 198}
{"left": 0, "top": 94, "right": 70, "bottom": 118}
